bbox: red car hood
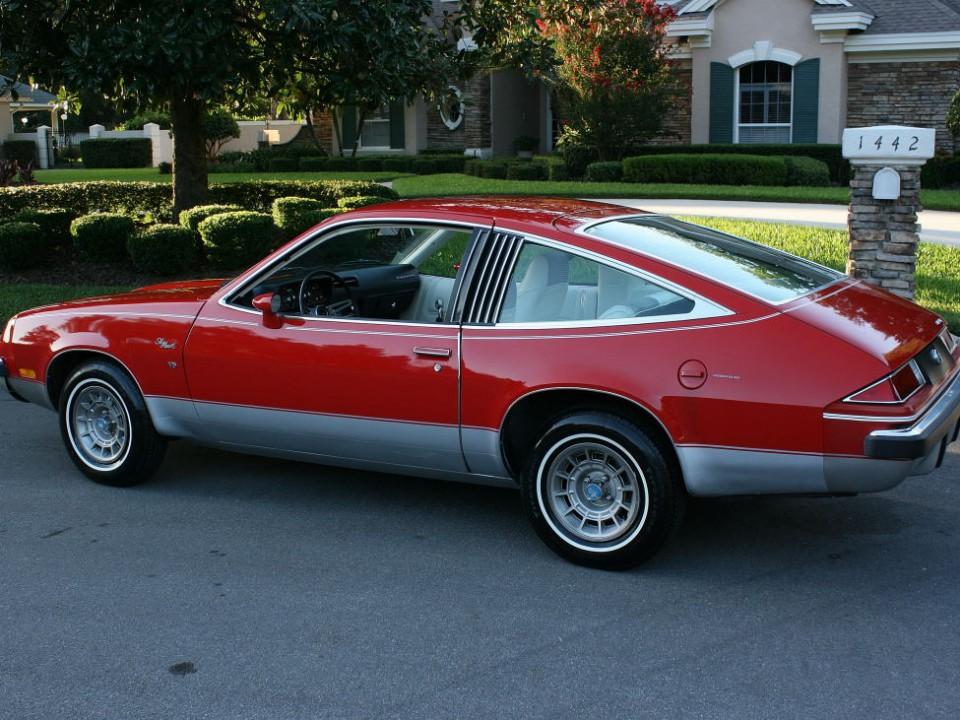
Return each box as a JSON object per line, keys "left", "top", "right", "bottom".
{"left": 14, "top": 279, "right": 226, "bottom": 319}
{"left": 785, "top": 279, "right": 944, "bottom": 370}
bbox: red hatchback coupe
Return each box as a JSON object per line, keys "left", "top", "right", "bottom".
{"left": 2, "top": 197, "right": 958, "bottom": 567}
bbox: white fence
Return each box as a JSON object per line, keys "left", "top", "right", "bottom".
{"left": 5, "top": 119, "right": 307, "bottom": 169}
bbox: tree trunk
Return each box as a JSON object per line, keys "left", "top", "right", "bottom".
{"left": 170, "top": 95, "right": 208, "bottom": 217}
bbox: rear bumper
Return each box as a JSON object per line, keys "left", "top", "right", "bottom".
{"left": 866, "top": 370, "right": 960, "bottom": 462}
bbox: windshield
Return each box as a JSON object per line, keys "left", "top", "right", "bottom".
{"left": 584, "top": 216, "right": 842, "bottom": 304}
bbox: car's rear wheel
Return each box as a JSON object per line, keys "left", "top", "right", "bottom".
{"left": 521, "top": 412, "right": 684, "bottom": 569}
{"left": 58, "top": 361, "right": 166, "bottom": 486}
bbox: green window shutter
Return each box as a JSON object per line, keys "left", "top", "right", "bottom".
{"left": 709, "top": 62, "right": 735, "bottom": 144}
{"left": 389, "top": 102, "right": 406, "bottom": 150}
{"left": 341, "top": 105, "right": 357, "bottom": 152}
{"left": 792, "top": 59, "right": 820, "bottom": 144}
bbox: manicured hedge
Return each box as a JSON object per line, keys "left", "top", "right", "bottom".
{"left": 585, "top": 161, "right": 623, "bottom": 183}
{"left": 923, "top": 157, "right": 960, "bottom": 189}
{"left": 13, "top": 208, "right": 75, "bottom": 248}
{"left": 272, "top": 197, "right": 338, "bottom": 238}
{"left": 357, "top": 157, "right": 384, "bottom": 171}
{"left": 267, "top": 157, "right": 299, "bottom": 172}
{"left": 70, "top": 213, "right": 135, "bottom": 262}
{"left": 80, "top": 138, "right": 152, "bottom": 168}
{"left": 506, "top": 162, "right": 549, "bottom": 181}
{"left": 622, "top": 154, "right": 789, "bottom": 186}
{"left": 623, "top": 143, "right": 848, "bottom": 183}
{"left": 298, "top": 157, "right": 328, "bottom": 171}
{"left": 178, "top": 204, "right": 243, "bottom": 232}
{"left": 0, "top": 139, "right": 37, "bottom": 165}
{"left": 0, "top": 180, "right": 397, "bottom": 221}
{"left": 548, "top": 162, "right": 571, "bottom": 181}
{"left": 0, "top": 221, "right": 45, "bottom": 271}
{"left": 198, "top": 211, "right": 278, "bottom": 270}
{"left": 128, "top": 224, "right": 197, "bottom": 275}
{"left": 337, "top": 195, "right": 389, "bottom": 211}
{"left": 784, "top": 156, "right": 831, "bottom": 187}
{"left": 326, "top": 157, "right": 358, "bottom": 172}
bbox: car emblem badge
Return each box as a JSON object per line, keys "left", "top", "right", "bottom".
{"left": 585, "top": 483, "right": 602, "bottom": 501}
{"left": 155, "top": 337, "right": 177, "bottom": 350}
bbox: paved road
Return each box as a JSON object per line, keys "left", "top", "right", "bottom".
{"left": 2, "top": 385, "right": 959, "bottom": 720}
{"left": 598, "top": 199, "right": 960, "bottom": 247}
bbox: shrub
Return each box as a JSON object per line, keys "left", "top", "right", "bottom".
{"left": 622, "top": 153, "right": 788, "bottom": 186}
{"left": 0, "top": 179, "right": 397, "bottom": 221}
{"left": 326, "top": 157, "right": 358, "bottom": 172}
{"left": 207, "top": 180, "right": 396, "bottom": 212}
{"left": 178, "top": 204, "right": 243, "bottom": 232}
{"left": 198, "top": 211, "right": 278, "bottom": 269}
{"left": 81, "top": 138, "right": 152, "bottom": 168}
{"left": 548, "top": 162, "right": 571, "bottom": 182}
{"left": 268, "top": 157, "right": 299, "bottom": 172}
{"left": 158, "top": 161, "right": 172, "bottom": 175}
{"left": 127, "top": 224, "right": 196, "bottom": 275}
{"left": 13, "top": 208, "right": 75, "bottom": 248}
{"left": 299, "top": 156, "right": 329, "bottom": 171}
{"left": 210, "top": 160, "right": 256, "bottom": 173}
{"left": 622, "top": 143, "right": 848, "bottom": 183}
{"left": 337, "top": 195, "right": 389, "bottom": 211}
{"left": 0, "top": 221, "right": 45, "bottom": 271}
{"left": 923, "top": 156, "right": 960, "bottom": 189}
{"left": 513, "top": 135, "right": 539, "bottom": 154}
{"left": 1, "top": 139, "right": 38, "bottom": 165}
{"left": 478, "top": 162, "right": 509, "bottom": 179}
{"left": 357, "top": 157, "right": 384, "bottom": 171}
{"left": 119, "top": 111, "right": 171, "bottom": 130}
{"left": 585, "top": 161, "right": 624, "bottom": 183}
{"left": 70, "top": 213, "right": 135, "bottom": 262}
{"left": 464, "top": 159, "right": 481, "bottom": 177}
{"left": 506, "top": 162, "right": 548, "bottom": 181}
{"left": 272, "top": 197, "right": 338, "bottom": 238}
{"left": 784, "top": 156, "right": 831, "bottom": 187}
{"left": 382, "top": 156, "right": 413, "bottom": 173}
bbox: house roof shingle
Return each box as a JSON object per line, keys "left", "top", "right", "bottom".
{"left": 0, "top": 75, "right": 57, "bottom": 105}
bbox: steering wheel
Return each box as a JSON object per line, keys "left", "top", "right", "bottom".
{"left": 298, "top": 269, "right": 355, "bottom": 316}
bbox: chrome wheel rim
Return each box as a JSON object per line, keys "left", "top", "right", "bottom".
{"left": 68, "top": 381, "right": 131, "bottom": 470}
{"left": 545, "top": 439, "right": 643, "bottom": 544}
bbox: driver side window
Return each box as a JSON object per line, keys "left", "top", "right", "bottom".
{"left": 232, "top": 224, "right": 475, "bottom": 324}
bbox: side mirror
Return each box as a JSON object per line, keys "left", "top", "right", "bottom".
{"left": 252, "top": 292, "right": 283, "bottom": 328}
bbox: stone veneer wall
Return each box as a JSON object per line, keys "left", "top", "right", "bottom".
{"left": 462, "top": 73, "right": 492, "bottom": 152}
{"left": 847, "top": 164, "right": 922, "bottom": 299}
{"left": 847, "top": 60, "right": 959, "bottom": 154}
{"left": 426, "top": 95, "right": 466, "bottom": 152}
{"left": 650, "top": 65, "right": 693, "bottom": 145}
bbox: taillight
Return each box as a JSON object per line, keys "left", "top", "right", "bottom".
{"left": 845, "top": 359, "right": 926, "bottom": 404}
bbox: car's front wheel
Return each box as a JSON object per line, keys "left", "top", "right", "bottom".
{"left": 58, "top": 361, "right": 166, "bottom": 486}
{"left": 521, "top": 412, "right": 685, "bottom": 569}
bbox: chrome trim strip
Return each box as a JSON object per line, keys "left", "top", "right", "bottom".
{"left": 22, "top": 310, "right": 197, "bottom": 321}
{"left": 487, "top": 237, "right": 524, "bottom": 325}
{"left": 466, "top": 232, "right": 503, "bottom": 323}
{"left": 478, "top": 234, "right": 515, "bottom": 324}
{"left": 826, "top": 365, "right": 960, "bottom": 424}
{"left": 413, "top": 346, "right": 453, "bottom": 358}
{"left": 866, "top": 370, "right": 960, "bottom": 446}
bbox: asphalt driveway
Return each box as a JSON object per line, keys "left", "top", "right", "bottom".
{"left": 1, "top": 385, "right": 959, "bottom": 720}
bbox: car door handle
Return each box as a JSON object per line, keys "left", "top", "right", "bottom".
{"left": 413, "top": 346, "right": 452, "bottom": 359}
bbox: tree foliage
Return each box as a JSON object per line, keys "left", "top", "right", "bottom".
{"left": 203, "top": 108, "right": 241, "bottom": 161}
{"left": 947, "top": 89, "right": 960, "bottom": 141}
{"left": 459, "top": 0, "right": 680, "bottom": 160}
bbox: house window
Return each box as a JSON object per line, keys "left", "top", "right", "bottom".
{"left": 360, "top": 105, "right": 391, "bottom": 149}
{"left": 737, "top": 61, "right": 792, "bottom": 144}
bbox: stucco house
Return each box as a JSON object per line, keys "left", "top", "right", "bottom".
{"left": 333, "top": 0, "right": 959, "bottom": 157}
{"left": 0, "top": 76, "right": 58, "bottom": 140}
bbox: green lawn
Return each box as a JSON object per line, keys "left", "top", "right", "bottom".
{"left": 392, "top": 173, "right": 960, "bottom": 212}
{"left": 36, "top": 168, "right": 410, "bottom": 184}
{"left": 2, "top": 218, "right": 957, "bottom": 331}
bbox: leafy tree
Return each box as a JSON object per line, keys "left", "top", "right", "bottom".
{"left": 119, "top": 111, "right": 172, "bottom": 131}
{"left": 203, "top": 108, "right": 240, "bottom": 161}
{"left": 275, "top": 1, "right": 459, "bottom": 156}
{"left": 459, "top": 0, "right": 680, "bottom": 160}
{"left": 947, "top": 89, "right": 960, "bottom": 143}
{"left": 0, "top": 1, "right": 270, "bottom": 212}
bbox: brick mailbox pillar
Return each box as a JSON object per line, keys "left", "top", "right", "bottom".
{"left": 842, "top": 126, "right": 936, "bottom": 300}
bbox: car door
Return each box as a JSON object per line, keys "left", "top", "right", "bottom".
{"left": 182, "top": 220, "right": 484, "bottom": 477}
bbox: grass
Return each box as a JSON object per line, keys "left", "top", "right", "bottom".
{"left": 1, "top": 218, "right": 957, "bottom": 331}
{"left": 683, "top": 216, "right": 960, "bottom": 332}
{"left": 36, "top": 168, "right": 410, "bottom": 184}
{"left": 392, "top": 173, "right": 960, "bottom": 212}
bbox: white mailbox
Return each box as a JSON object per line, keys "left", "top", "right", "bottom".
{"left": 871, "top": 167, "right": 901, "bottom": 200}
{"left": 842, "top": 126, "right": 936, "bottom": 164}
